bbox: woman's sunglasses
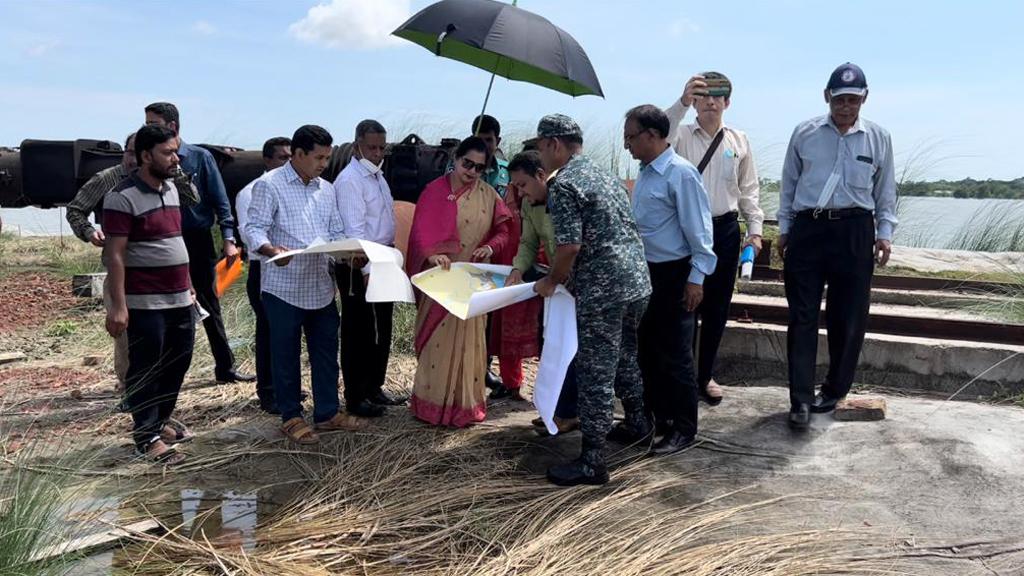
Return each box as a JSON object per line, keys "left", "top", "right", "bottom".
{"left": 460, "top": 158, "right": 487, "bottom": 173}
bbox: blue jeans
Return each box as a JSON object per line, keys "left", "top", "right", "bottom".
{"left": 262, "top": 293, "right": 340, "bottom": 423}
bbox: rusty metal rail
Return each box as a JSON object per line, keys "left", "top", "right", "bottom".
{"left": 728, "top": 301, "right": 1024, "bottom": 346}
{"left": 749, "top": 264, "right": 1016, "bottom": 294}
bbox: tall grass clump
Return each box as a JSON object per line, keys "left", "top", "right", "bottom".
{"left": 945, "top": 202, "right": 1024, "bottom": 253}
{"left": 0, "top": 415, "right": 105, "bottom": 575}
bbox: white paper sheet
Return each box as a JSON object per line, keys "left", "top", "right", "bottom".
{"left": 266, "top": 238, "right": 414, "bottom": 303}
{"left": 409, "top": 263, "right": 538, "bottom": 320}
{"left": 533, "top": 286, "right": 577, "bottom": 436}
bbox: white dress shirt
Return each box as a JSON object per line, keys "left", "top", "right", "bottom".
{"left": 234, "top": 174, "right": 268, "bottom": 262}
{"left": 333, "top": 159, "right": 396, "bottom": 246}
{"left": 665, "top": 100, "right": 765, "bottom": 237}
{"left": 245, "top": 161, "right": 346, "bottom": 310}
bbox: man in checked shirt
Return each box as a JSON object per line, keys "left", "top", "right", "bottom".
{"left": 246, "top": 125, "right": 367, "bottom": 445}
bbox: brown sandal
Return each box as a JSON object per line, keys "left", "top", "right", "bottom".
{"left": 136, "top": 440, "right": 186, "bottom": 465}
{"left": 701, "top": 379, "right": 724, "bottom": 406}
{"left": 281, "top": 417, "right": 320, "bottom": 445}
{"left": 160, "top": 418, "right": 194, "bottom": 445}
{"left": 315, "top": 412, "right": 367, "bottom": 432}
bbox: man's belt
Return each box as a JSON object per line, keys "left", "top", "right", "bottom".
{"left": 796, "top": 207, "right": 872, "bottom": 221}
{"left": 712, "top": 211, "right": 739, "bottom": 223}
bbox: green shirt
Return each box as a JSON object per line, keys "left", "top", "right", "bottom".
{"left": 549, "top": 154, "right": 651, "bottom": 308}
{"left": 513, "top": 199, "right": 556, "bottom": 272}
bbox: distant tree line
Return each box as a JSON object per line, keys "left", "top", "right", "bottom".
{"left": 896, "top": 178, "right": 1024, "bottom": 199}
{"left": 758, "top": 178, "right": 1024, "bottom": 199}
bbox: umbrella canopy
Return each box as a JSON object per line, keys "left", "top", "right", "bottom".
{"left": 392, "top": 0, "right": 603, "bottom": 98}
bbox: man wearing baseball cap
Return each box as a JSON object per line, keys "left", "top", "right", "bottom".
{"left": 777, "top": 62, "right": 898, "bottom": 430}
{"left": 531, "top": 114, "right": 652, "bottom": 486}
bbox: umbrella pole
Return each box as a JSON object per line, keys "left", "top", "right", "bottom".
{"left": 474, "top": 0, "right": 516, "bottom": 136}
{"left": 474, "top": 73, "right": 497, "bottom": 135}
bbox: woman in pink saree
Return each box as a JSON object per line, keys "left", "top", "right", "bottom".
{"left": 406, "top": 137, "right": 512, "bottom": 427}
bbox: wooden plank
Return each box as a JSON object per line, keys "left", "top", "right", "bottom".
{"left": 29, "top": 519, "right": 159, "bottom": 562}
{"left": 0, "top": 352, "right": 27, "bottom": 365}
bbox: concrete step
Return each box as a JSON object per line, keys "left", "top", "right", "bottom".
{"left": 713, "top": 321, "right": 1024, "bottom": 398}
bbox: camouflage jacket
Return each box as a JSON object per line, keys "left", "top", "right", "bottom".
{"left": 548, "top": 154, "right": 652, "bottom": 308}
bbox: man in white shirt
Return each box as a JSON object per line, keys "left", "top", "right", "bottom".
{"left": 235, "top": 136, "right": 291, "bottom": 414}
{"left": 665, "top": 71, "right": 765, "bottom": 406}
{"left": 333, "top": 120, "right": 400, "bottom": 417}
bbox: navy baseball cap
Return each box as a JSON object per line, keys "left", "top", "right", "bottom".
{"left": 827, "top": 62, "right": 867, "bottom": 97}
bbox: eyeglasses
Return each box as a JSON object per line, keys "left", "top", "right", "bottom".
{"left": 623, "top": 129, "right": 647, "bottom": 142}
{"left": 460, "top": 158, "right": 487, "bottom": 173}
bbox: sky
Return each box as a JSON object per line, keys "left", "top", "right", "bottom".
{"left": 1, "top": 0, "right": 1021, "bottom": 181}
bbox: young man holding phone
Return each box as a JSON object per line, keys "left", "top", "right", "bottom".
{"left": 664, "top": 72, "right": 765, "bottom": 407}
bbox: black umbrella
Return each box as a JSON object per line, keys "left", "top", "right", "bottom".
{"left": 392, "top": 0, "right": 603, "bottom": 125}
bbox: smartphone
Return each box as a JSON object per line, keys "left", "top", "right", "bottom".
{"left": 703, "top": 77, "right": 731, "bottom": 97}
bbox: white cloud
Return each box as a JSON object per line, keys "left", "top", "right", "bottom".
{"left": 289, "top": 0, "right": 411, "bottom": 50}
{"left": 192, "top": 20, "right": 217, "bottom": 36}
{"left": 668, "top": 18, "right": 701, "bottom": 38}
{"left": 24, "top": 40, "right": 61, "bottom": 58}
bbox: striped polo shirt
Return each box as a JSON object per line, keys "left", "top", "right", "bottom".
{"left": 103, "top": 173, "right": 192, "bottom": 310}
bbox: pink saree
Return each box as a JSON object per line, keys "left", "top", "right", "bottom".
{"left": 406, "top": 175, "right": 511, "bottom": 427}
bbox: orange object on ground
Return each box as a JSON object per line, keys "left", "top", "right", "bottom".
{"left": 393, "top": 200, "right": 416, "bottom": 261}
{"left": 214, "top": 257, "right": 243, "bottom": 297}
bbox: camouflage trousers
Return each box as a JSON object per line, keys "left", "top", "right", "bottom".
{"left": 575, "top": 296, "right": 649, "bottom": 466}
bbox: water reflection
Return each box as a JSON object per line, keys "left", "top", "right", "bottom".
{"left": 67, "top": 488, "right": 279, "bottom": 575}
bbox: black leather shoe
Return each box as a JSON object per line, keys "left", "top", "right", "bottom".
{"left": 789, "top": 403, "right": 811, "bottom": 430}
{"left": 259, "top": 403, "right": 280, "bottom": 415}
{"left": 347, "top": 399, "right": 385, "bottom": 418}
{"left": 484, "top": 370, "right": 503, "bottom": 390}
{"left": 606, "top": 418, "right": 653, "bottom": 445}
{"left": 654, "top": 419, "right": 674, "bottom": 437}
{"left": 546, "top": 458, "right": 609, "bottom": 486}
{"left": 811, "top": 392, "right": 842, "bottom": 414}
{"left": 650, "top": 429, "right": 695, "bottom": 456}
{"left": 216, "top": 370, "right": 256, "bottom": 384}
{"left": 488, "top": 384, "right": 526, "bottom": 401}
{"left": 368, "top": 390, "right": 406, "bottom": 406}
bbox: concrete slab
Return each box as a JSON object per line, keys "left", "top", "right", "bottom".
{"left": 737, "top": 277, "right": 1005, "bottom": 309}
{"left": 714, "top": 322, "right": 1024, "bottom": 397}
{"left": 489, "top": 386, "right": 1024, "bottom": 575}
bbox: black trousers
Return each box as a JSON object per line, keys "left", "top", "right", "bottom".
{"left": 335, "top": 263, "right": 394, "bottom": 406}
{"left": 638, "top": 257, "right": 698, "bottom": 438}
{"left": 125, "top": 306, "right": 195, "bottom": 450}
{"left": 694, "top": 213, "right": 741, "bottom": 387}
{"left": 783, "top": 210, "right": 874, "bottom": 407}
{"left": 182, "top": 229, "right": 235, "bottom": 375}
{"left": 245, "top": 260, "right": 274, "bottom": 407}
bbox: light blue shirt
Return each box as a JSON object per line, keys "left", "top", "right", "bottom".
{"left": 245, "top": 161, "right": 346, "bottom": 310}
{"left": 778, "top": 115, "right": 899, "bottom": 241}
{"left": 631, "top": 146, "right": 717, "bottom": 285}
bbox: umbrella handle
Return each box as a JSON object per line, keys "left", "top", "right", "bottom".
{"left": 435, "top": 24, "right": 457, "bottom": 56}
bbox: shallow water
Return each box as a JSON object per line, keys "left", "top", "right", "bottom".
{"left": 63, "top": 487, "right": 285, "bottom": 575}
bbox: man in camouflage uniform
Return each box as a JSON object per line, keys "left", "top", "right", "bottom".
{"left": 532, "top": 114, "right": 653, "bottom": 486}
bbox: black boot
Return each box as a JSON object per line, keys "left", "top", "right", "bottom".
{"left": 547, "top": 443, "right": 608, "bottom": 486}
{"left": 606, "top": 414, "right": 653, "bottom": 445}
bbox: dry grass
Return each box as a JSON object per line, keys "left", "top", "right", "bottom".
{"left": 113, "top": 422, "right": 907, "bottom": 575}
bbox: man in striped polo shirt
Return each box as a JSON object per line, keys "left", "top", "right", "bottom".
{"left": 103, "top": 124, "right": 195, "bottom": 465}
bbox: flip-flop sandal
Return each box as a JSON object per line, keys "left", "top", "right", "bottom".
{"left": 161, "top": 418, "right": 195, "bottom": 445}
{"left": 281, "top": 417, "right": 320, "bottom": 445}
